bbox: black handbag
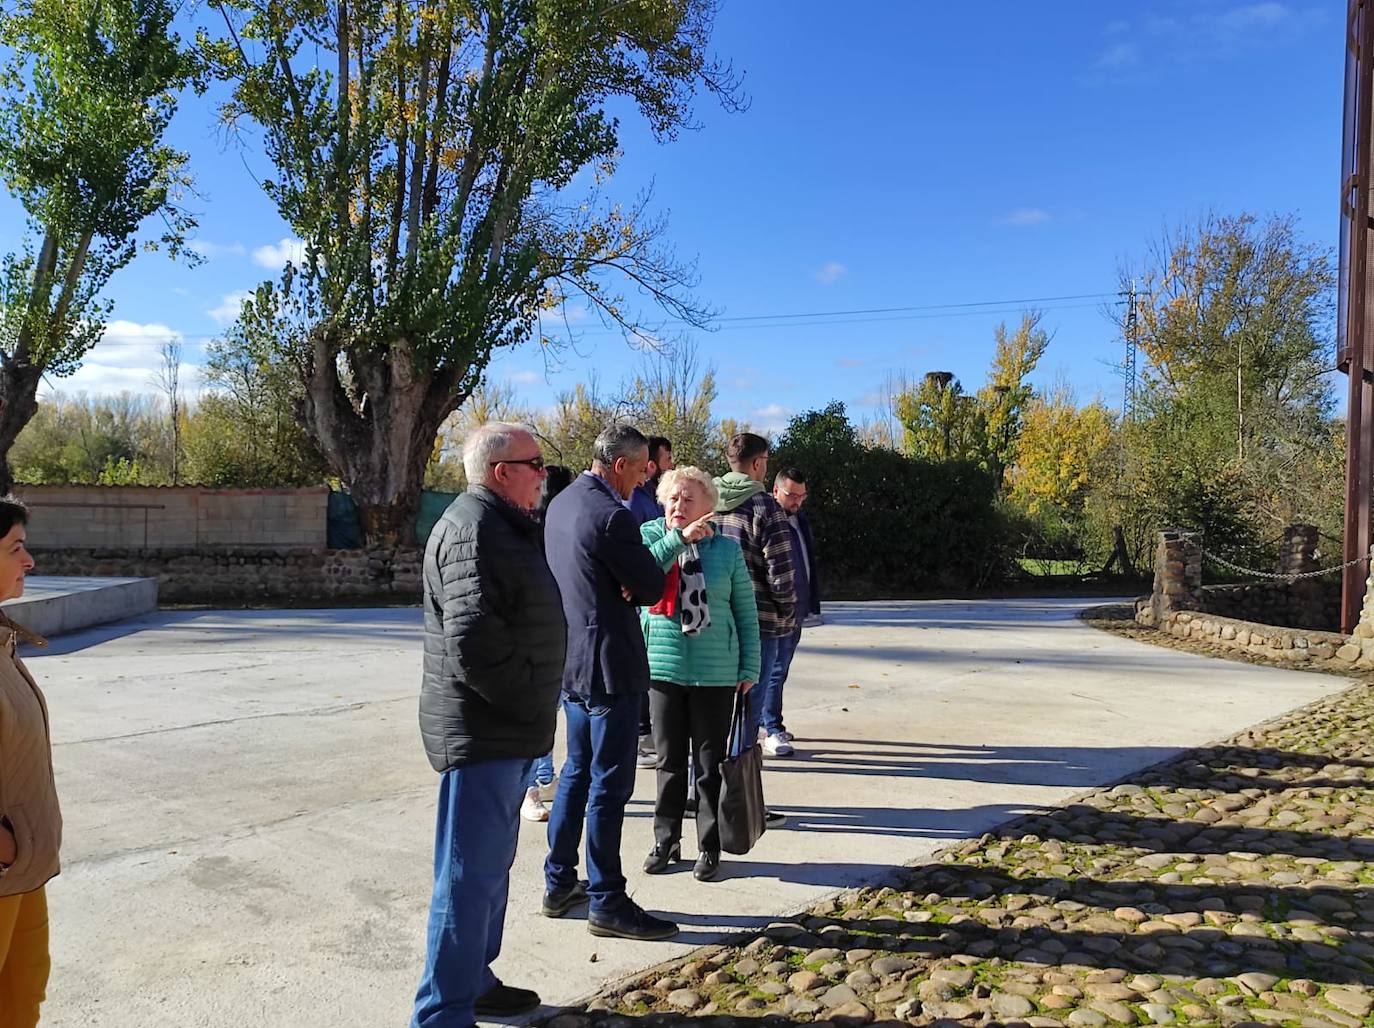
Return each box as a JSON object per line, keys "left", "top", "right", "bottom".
{"left": 717, "top": 687, "right": 767, "bottom": 855}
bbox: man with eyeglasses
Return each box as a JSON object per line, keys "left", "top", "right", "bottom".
{"left": 412, "top": 423, "right": 566, "bottom": 1028}
{"left": 763, "top": 467, "right": 823, "bottom": 758}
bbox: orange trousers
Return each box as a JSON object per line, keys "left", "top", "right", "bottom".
{"left": 0, "top": 887, "right": 48, "bottom": 1028}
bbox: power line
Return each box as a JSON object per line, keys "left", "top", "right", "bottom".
{"left": 702, "top": 292, "right": 1116, "bottom": 324}
{"left": 92, "top": 289, "right": 1117, "bottom": 347}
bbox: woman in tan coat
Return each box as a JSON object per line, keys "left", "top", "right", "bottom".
{"left": 0, "top": 498, "right": 60, "bottom": 1027}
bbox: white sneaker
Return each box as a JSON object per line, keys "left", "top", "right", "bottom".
{"left": 763, "top": 733, "right": 794, "bottom": 757}
{"left": 520, "top": 787, "right": 549, "bottom": 822}
{"left": 778, "top": 730, "right": 795, "bottom": 743}
{"left": 802, "top": 614, "right": 823, "bottom": 628}
{"left": 537, "top": 775, "right": 559, "bottom": 803}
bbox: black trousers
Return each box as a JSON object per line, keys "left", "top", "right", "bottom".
{"left": 649, "top": 680, "right": 736, "bottom": 855}
{"left": 639, "top": 692, "right": 652, "bottom": 737}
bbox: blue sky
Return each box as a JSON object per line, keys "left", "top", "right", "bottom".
{"left": 0, "top": 0, "right": 1342, "bottom": 434}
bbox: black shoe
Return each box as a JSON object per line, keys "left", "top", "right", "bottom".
{"left": 588, "top": 900, "right": 679, "bottom": 941}
{"left": 642, "top": 841, "right": 680, "bottom": 874}
{"left": 685, "top": 791, "right": 698, "bottom": 818}
{"left": 765, "top": 809, "right": 787, "bottom": 828}
{"left": 475, "top": 982, "right": 541, "bottom": 1016}
{"left": 541, "top": 879, "right": 589, "bottom": 918}
{"left": 693, "top": 851, "right": 720, "bottom": 881}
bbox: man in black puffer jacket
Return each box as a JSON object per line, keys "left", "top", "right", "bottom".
{"left": 412, "top": 422, "right": 567, "bottom": 1028}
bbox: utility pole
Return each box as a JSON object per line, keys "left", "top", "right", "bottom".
{"left": 1122, "top": 282, "right": 1138, "bottom": 420}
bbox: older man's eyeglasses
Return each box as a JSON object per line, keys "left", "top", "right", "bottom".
{"left": 490, "top": 456, "right": 546, "bottom": 471}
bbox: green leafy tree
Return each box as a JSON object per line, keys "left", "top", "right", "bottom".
{"left": 0, "top": 0, "right": 198, "bottom": 489}
{"left": 185, "top": 324, "right": 330, "bottom": 487}
{"left": 893, "top": 312, "right": 1048, "bottom": 479}
{"left": 204, "top": 0, "right": 739, "bottom": 541}
{"left": 1116, "top": 213, "right": 1339, "bottom": 555}
{"left": 894, "top": 371, "right": 983, "bottom": 463}
{"left": 772, "top": 402, "right": 1004, "bottom": 593}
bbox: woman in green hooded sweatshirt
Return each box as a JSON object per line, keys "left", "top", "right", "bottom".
{"left": 639, "top": 466, "right": 760, "bottom": 881}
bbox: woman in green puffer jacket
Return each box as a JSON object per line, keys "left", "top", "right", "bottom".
{"left": 639, "top": 466, "right": 760, "bottom": 882}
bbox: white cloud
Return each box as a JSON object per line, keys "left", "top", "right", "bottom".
{"left": 188, "top": 240, "right": 247, "bottom": 260}
{"left": 752, "top": 403, "right": 794, "bottom": 434}
{"left": 252, "top": 238, "right": 306, "bottom": 270}
{"left": 207, "top": 290, "right": 253, "bottom": 326}
{"left": 39, "top": 321, "right": 207, "bottom": 399}
{"left": 1099, "top": 3, "right": 1305, "bottom": 72}
{"left": 1094, "top": 42, "right": 1140, "bottom": 70}
{"left": 814, "top": 261, "right": 847, "bottom": 285}
{"left": 1215, "top": 2, "right": 1289, "bottom": 30}
{"left": 1000, "top": 208, "right": 1052, "bottom": 228}
{"left": 507, "top": 370, "right": 541, "bottom": 385}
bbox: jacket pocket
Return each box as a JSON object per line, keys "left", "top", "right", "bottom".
{"left": 3, "top": 803, "right": 34, "bottom": 882}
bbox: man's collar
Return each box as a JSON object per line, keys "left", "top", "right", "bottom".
{"left": 470, "top": 485, "right": 540, "bottom": 532}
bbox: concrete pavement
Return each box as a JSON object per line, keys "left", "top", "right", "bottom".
{"left": 30, "top": 599, "right": 1345, "bottom": 1027}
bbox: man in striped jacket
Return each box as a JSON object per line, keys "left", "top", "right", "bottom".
{"left": 712, "top": 433, "right": 796, "bottom": 820}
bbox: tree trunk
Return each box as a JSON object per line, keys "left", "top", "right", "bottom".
{"left": 0, "top": 363, "right": 44, "bottom": 494}
{"left": 298, "top": 328, "right": 466, "bottom": 547}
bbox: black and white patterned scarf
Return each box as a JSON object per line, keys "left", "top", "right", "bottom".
{"left": 677, "top": 543, "right": 711, "bottom": 636}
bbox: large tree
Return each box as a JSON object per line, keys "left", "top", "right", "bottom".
{"left": 206, "top": 0, "right": 738, "bottom": 542}
{"left": 1119, "top": 213, "right": 1338, "bottom": 542}
{"left": 0, "top": 0, "right": 198, "bottom": 491}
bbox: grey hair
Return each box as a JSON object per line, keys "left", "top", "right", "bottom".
{"left": 463, "top": 422, "right": 533, "bottom": 486}
{"left": 592, "top": 423, "right": 648, "bottom": 467}
{"left": 656, "top": 466, "right": 718, "bottom": 509}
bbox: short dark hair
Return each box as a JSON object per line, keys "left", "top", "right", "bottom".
{"left": 0, "top": 497, "right": 28, "bottom": 539}
{"left": 592, "top": 424, "right": 648, "bottom": 467}
{"left": 775, "top": 467, "right": 807, "bottom": 487}
{"left": 727, "top": 432, "right": 770, "bottom": 470}
{"left": 647, "top": 435, "right": 672, "bottom": 464}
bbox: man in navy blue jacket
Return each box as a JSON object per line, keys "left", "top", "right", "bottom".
{"left": 542, "top": 424, "right": 678, "bottom": 941}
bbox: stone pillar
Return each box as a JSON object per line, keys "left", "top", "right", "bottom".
{"left": 1144, "top": 529, "right": 1202, "bottom": 626}
{"left": 1280, "top": 524, "right": 1324, "bottom": 630}
{"left": 1278, "top": 525, "right": 1319, "bottom": 576}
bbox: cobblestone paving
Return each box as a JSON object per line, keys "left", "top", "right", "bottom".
{"left": 546, "top": 685, "right": 1374, "bottom": 1028}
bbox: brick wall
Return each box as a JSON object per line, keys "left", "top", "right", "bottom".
{"left": 14, "top": 485, "right": 328, "bottom": 550}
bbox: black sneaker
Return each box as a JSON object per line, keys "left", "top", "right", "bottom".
{"left": 475, "top": 982, "right": 540, "bottom": 1016}
{"left": 643, "top": 841, "right": 680, "bottom": 874}
{"left": 765, "top": 809, "right": 787, "bottom": 828}
{"left": 588, "top": 900, "right": 679, "bottom": 941}
{"left": 541, "top": 879, "right": 589, "bottom": 918}
{"left": 693, "top": 851, "right": 720, "bottom": 882}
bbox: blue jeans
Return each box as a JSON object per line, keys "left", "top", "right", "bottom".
{"left": 759, "top": 629, "right": 801, "bottom": 736}
{"left": 545, "top": 692, "right": 639, "bottom": 914}
{"left": 527, "top": 752, "right": 555, "bottom": 789}
{"left": 412, "top": 757, "right": 532, "bottom": 1028}
{"left": 747, "top": 635, "right": 785, "bottom": 737}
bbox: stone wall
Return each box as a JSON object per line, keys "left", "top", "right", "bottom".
{"left": 14, "top": 485, "right": 328, "bottom": 550}
{"left": 1194, "top": 581, "right": 1341, "bottom": 634}
{"left": 1137, "top": 525, "right": 1340, "bottom": 633}
{"left": 1147, "top": 608, "right": 1357, "bottom": 666}
{"left": 29, "top": 547, "right": 421, "bottom": 604}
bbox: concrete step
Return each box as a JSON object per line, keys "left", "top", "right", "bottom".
{"left": 2, "top": 575, "right": 157, "bottom": 639}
